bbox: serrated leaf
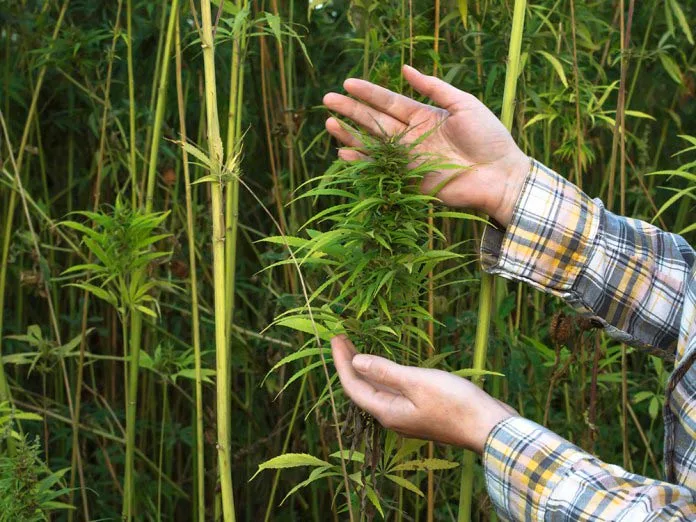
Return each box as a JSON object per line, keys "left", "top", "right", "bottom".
{"left": 330, "top": 450, "right": 364, "bottom": 463}
{"left": 537, "top": 51, "right": 568, "bottom": 88}
{"left": 669, "top": 0, "right": 694, "bottom": 45}
{"left": 274, "top": 317, "right": 331, "bottom": 341}
{"left": 191, "top": 174, "right": 220, "bottom": 185}
{"left": 385, "top": 474, "right": 424, "bottom": 497}
{"left": 262, "top": 347, "right": 331, "bottom": 384}
{"left": 633, "top": 391, "right": 653, "bottom": 404}
{"left": 281, "top": 467, "right": 337, "bottom": 504}
{"left": 274, "top": 360, "right": 326, "bottom": 400}
{"left": 365, "top": 486, "right": 384, "bottom": 518}
{"left": 624, "top": 110, "right": 655, "bottom": 121}
{"left": 69, "top": 283, "right": 117, "bottom": 307}
{"left": 431, "top": 211, "right": 488, "bottom": 224}
{"left": 258, "top": 235, "right": 311, "bottom": 249}
{"left": 421, "top": 351, "right": 457, "bottom": 368}
{"left": 250, "top": 453, "right": 331, "bottom": 481}
{"left": 391, "top": 438, "right": 428, "bottom": 465}
{"left": 452, "top": 368, "right": 505, "bottom": 379}
{"left": 391, "top": 458, "right": 459, "bottom": 472}
{"left": 659, "top": 54, "right": 683, "bottom": 85}
{"left": 649, "top": 396, "right": 660, "bottom": 420}
{"left": 173, "top": 368, "right": 216, "bottom": 385}
{"left": 457, "top": 0, "right": 468, "bottom": 29}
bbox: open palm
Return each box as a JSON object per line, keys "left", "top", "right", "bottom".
{"left": 323, "top": 65, "right": 530, "bottom": 226}
{"left": 331, "top": 335, "right": 515, "bottom": 453}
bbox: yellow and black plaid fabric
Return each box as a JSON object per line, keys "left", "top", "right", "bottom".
{"left": 480, "top": 160, "right": 696, "bottom": 520}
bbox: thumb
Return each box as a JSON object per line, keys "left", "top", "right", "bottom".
{"left": 403, "top": 64, "right": 468, "bottom": 112}
{"left": 352, "top": 354, "right": 411, "bottom": 392}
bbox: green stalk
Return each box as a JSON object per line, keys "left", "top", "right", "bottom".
{"left": 123, "top": 0, "right": 179, "bottom": 519}
{"left": 199, "top": 0, "right": 237, "bottom": 519}
{"left": 175, "top": 19, "right": 206, "bottom": 522}
{"left": 457, "top": 272, "right": 494, "bottom": 520}
{"left": 225, "top": 0, "right": 245, "bottom": 375}
{"left": 127, "top": 0, "right": 139, "bottom": 207}
{"left": 138, "top": 0, "right": 169, "bottom": 204}
{"left": 457, "top": 1, "right": 527, "bottom": 520}
{"left": 156, "top": 379, "right": 169, "bottom": 520}
{"left": 0, "top": 194, "right": 17, "bottom": 410}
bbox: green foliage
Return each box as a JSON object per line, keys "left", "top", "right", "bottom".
{"left": 60, "top": 197, "right": 173, "bottom": 318}
{"left": 269, "top": 129, "right": 474, "bottom": 360}
{"left": 261, "top": 128, "right": 474, "bottom": 516}
{"left": 0, "top": 404, "right": 73, "bottom": 521}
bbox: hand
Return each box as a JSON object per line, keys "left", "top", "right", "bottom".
{"left": 331, "top": 335, "right": 516, "bottom": 454}
{"left": 323, "top": 65, "right": 531, "bottom": 227}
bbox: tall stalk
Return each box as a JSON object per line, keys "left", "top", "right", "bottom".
{"left": 569, "top": 0, "right": 584, "bottom": 189}
{"left": 127, "top": 0, "right": 139, "bottom": 207}
{"left": 198, "top": 0, "right": 237, "bottom": 519}
{"left": 123, "top": 0, "right": 179, "bottom": 518}
{"left": 224, "top": 0, "right": 245, "bottom": 386}
{"left": 457, "top": 1, "right": 527, "bottom": 520}
{"left": 175, "top": 20, "right": 206, "bottom": 522}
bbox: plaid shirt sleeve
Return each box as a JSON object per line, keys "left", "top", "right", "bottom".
{"left": 479, "top": 160, "right": 696, "bottom": 520}
{"left": 484, "top": 417, "right": 696, "bottom": 521}
{"left": 481, "top": 159, "right": 695, "bottom": 354}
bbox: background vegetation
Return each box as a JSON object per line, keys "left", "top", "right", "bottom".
{"left": 0, "top": 0, "right": 695, "bottom": 520}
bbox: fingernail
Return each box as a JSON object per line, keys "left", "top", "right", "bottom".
{"left": 352, "top": 354, "right": 370, "bottom": 372}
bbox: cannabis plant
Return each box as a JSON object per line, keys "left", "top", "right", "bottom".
{"left": 60, "top": 197, "right": 172, "bottom": 320}
{"left": 60, "top": 197, "right": 172, "bottom": 517}
{"left": 258, "top": 129, "right": 481, "bottom": 517}
{"left": 0, "top": 403, "right": 73, "bottom": 521}
{"left": 266, "top": 129, "right": 477, "bottom": 357}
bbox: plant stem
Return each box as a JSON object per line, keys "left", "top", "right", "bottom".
{"left": 127, "top": 0, "right": 139, "bottom": 207}
{"left": 225, "top": 0, "right": 245, "bottom": 393}
{"left": 199, "top": 0, "right": 237, "bottom": 519}
{"left": 175, "top": 18, "right": 206, "bottom": 522}
{"left": 123, "top": 1, "right": 179, "bottom": 518}
{"left": 569, "top": 0, "right": 584, "bottom": 189}
{"left": 457, "top": 1, "right": 527, "bottom": 520}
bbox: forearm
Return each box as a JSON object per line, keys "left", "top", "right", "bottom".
{"left": 481, "top": 159, "right": 695, "bottom": 354}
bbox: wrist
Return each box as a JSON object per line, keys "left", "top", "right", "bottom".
{"left": 452, "top": 396, "right": 515, "bottom": 454}
{"left": 489, "top": 153, "right": 531, "bottom": 227}
{"left": 472, "top": 408, "right": 514, "bottom": 455}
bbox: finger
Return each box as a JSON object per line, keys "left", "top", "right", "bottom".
{"left": 330, "top": 335, "right": 396, "bottom": 393}
{"left": 323, "top": 92, "right": 406, "bottom": 137}
{"left": 403, "top": 64, "right": 469, "bottom": 113}
{"left": 352, "top": 354, "right": 413, "bottom": 393}
{"left": 343, "top": 78, "right": 424, "bottom": 125}
{"left": 326, "top": 117, "right": 363, "bottom": 148}
{"left": 331, "top": 336, "right": 400, "bottom": 415}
